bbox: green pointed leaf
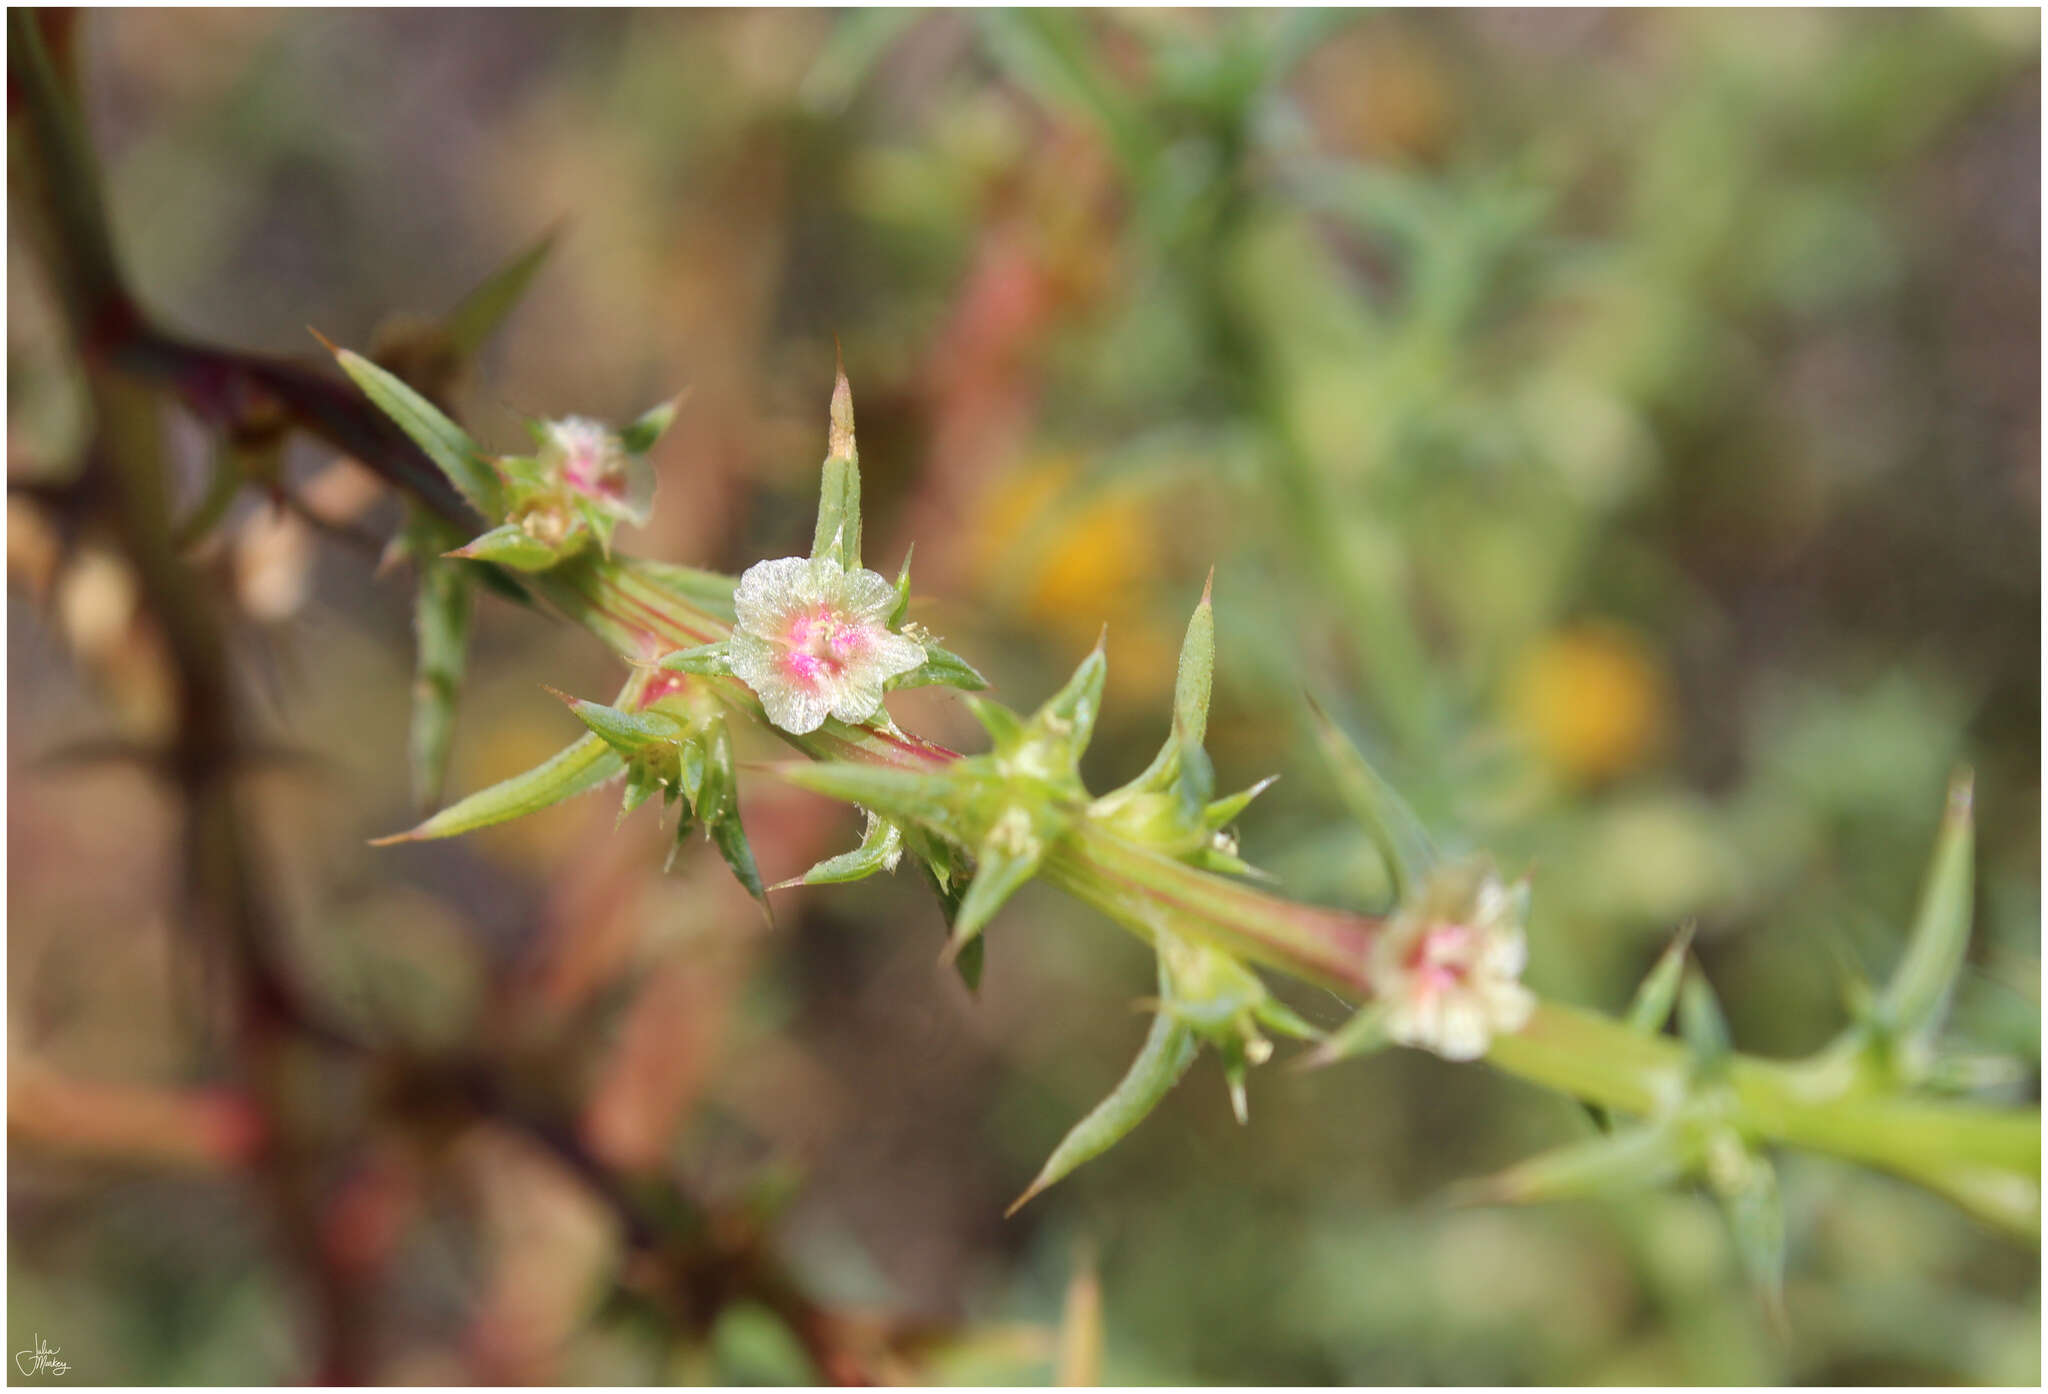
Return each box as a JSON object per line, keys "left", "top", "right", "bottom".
{"left": 1174, "top": 574, "right": 1216, "bottom": 749}
{"left": 448, "top": 521, "right": 571, "bottom": 571}
{"left": 1627, "top": 926, "right": 1694, "bottom": 1035}
{"left": 950, "top": 811, "right": 1047, "bottom": 956}
{"left": 892, "top": 643, "right": 991, "bottom": 692}
{"left": 775, "top": 760, "right": 991, "bottom": 847}
{"left": 1305, "top": 696, "right": 1437, "bottom": 902}
{"left": 627, "top": 557, "right": 738, "bottom": 617}
{"left": 782, "top": 813, "right": 904, "bottom": 887}
{"left": 965, "top": 696, "right": 1027, "bottom": 749}
{"left": 443, "top": 228, "right": 558, "bottom": 357}
{"left": 1174, "top": 721, "right": 1215, "bottom": 822}
{"left": 1711, "top": 1142, "right": 1786, "bottom": 1326}
{"left": 1297, "top": 1002, "right": 1393, "bottom": 1070}
{"left": 1120, "top": 580, "right": 1216, "bottom": 798}
{"left": 889, "top": 543, "right": 914, "bottom": 627}
{"left": 1877, "top": 770, "right": 1975, "bottom": 1047}
{"left": 697, "top": 720, "right": 736, "bottom": 825}
{"left": 1203, "top": 774, "right": 1279, "bottom": 832}
{"left": 565, "top": 695, "right": 685, "bottom": 757}
{"left": 1678, "top": 971, "right": 1732, "bottom": 1076}
{"left": 909, "top": 836, "right": 984, "bottom": 991}
{"left": 620, "top": 760, "right": 660, "bottom": 821}
{"left": 1456, "top": 1123, "right": 1695, "bottom": 1207}
{"left": 618, "top": 396, "right": 680, "bottom": 455}
{"left": 711, "top": 811, "right": 769, "bottom": 912}
{"left": 678, "top": 736, "right": 708, "bottom": 810}
{"left": 332, "top": 346, "right": 503, "bottom": 517}
{"left": 811, "top": 364, "right": 861, "bottom": 568}
{"left": 1038, "top": 639, "right": 1108, "bottom": 755}
{"left": 660, "top": 641, "right": 734, "bottom": 677}
{"left": 409, "top": 544, "right": 473, "bottom": 811}
{"left": 1253, "top": 997, "right": 1323, "bottom": 1043}
{"left": 1007, "top": 989, "right": 1198, "bottom": 1215}
{"left": 373, "top": 732, "right": 621, "bottom": 843}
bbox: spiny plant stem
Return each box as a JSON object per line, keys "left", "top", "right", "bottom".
{"left": 555, "top": 554, "right": 2039, "bottom": 1236}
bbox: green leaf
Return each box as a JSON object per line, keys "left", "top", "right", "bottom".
{"left": 950, "top": 811, "right": 1047, "bottom": 958}
{"left": 1253, "top": 996, "right": 1322, "bottom": 1043}
{"left": 1007, "top": 982, "right": 1199, "bottom": 1215}
{"left": 331, "top": 346, "right": 503, "bottom": 518}
{"left": 1304, "top": 696, "right": 1437, "bottom": 902}
{"left": 1626, "top": 926, "right": 1694, "bottom": 1036}
{"left": 695, "top": 719, "right": 736, "bottom": 825}
{"left": 1454, "top": 1123, "right": 1695, "bottom": 1207}
{"left": 618, "top": 396, "right": 680, "bottom": 455}
{"left": 811, "top": 361, "right": 861, "bottom": 568}
{"left": 1203, "top": 774, "right": 1279, "bottom": 832}
{"left": 964, "top": 696, "right": 1027, "bottom": 749}
{"left": 889, "top": 543, "right": 914, "bottom": 627}
{"left": 443, "top": 228, "right": 558, "bottom": 358}
{"left": 909, "top": 835, "right": 984, "bottom": 992}
{"left": 1707, "top": 1136, "right": 1786, "bottom": 1327}
{"left": 1040, "top": 638, "right": 1108, "bottom": 753}
{"left": 563, "top": 695, "right": 684, "bottom": 757}
{"left": 1173, "top": 572, "right": 1216, "bottom": 749}
{"left": 711, "top": 811, "right": 769, "bottom": 914}
{"left": 780, "top": 812, "right": 904, "bottom": 888}
{"left": 1296, "top": 1002, "right": 1393, "bottom": 1070}
{"left": 1678, "top": 971, "right": 1732, "bottom": 1075}
{"left": 1877, "top": 770, "right": 1975, "bottom": 1048}
{"left": 625, "top": 557, "right": 738, "bottom": 617}
{"left": 409, "top": 540, "right": 473, "bottom": 812}
{"left": 660, "top": 641, "right": 734, "bottom": 677}
{"left": 448, "top": 521, "right": 573, "bottom": 571}
{"left": 620, "top": 760, "right": 661, "bottom": 822}
{"left": 892, "top": 643, "right": 990, "bottom": 692}
{"left": 373, "top": 732, "right": 622, "bottom": 843}
{"left": 775, "top": 760, "right": 993, "bottom": 848}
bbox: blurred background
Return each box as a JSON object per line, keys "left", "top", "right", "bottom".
{"left": 7, "top": 8, "right": 2041, "bottom": 1384}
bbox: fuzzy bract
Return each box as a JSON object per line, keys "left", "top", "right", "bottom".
{"left": 729, "top": 555, "right": 925, "bottom": 734}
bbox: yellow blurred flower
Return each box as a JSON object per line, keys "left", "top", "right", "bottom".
{"left": 1509, "top": 624, "right": 1670, "bottom": 785}
{"left": 968, "top": 456, "right": 1176, "bottom": 693}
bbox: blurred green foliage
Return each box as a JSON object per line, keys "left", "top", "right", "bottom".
{"left": 8, "top": 9, "right": 2039, "bottom": 1384}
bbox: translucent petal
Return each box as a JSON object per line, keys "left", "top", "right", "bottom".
{"left": 727, "top": 628, "right": 780, "bottom": 686}
{"left": 840, "top": 565, "right": 899, "bottom": 621}
{"left": 734, "top": 556, "right": 812, "bottom": 634}
{"left": 827, "top": 671, "right": 888, "bottom": 725}
{"left": 759, "top": 675, "right": 830, "bottom": 734}
{"left": 869, "top": 629, "right": 927, "bottom": 680}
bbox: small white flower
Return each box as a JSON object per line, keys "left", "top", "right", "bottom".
{"left": 539, "top": 416, "right": 651, "bottom": 525}
{"left": 1370, "top": 861, "right": 1535, "bottom": 1061}
{"left": 729, "top": 555, "right": 926, "bottom": 734}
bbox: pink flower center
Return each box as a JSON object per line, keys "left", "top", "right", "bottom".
{"left": 562, "top": 444, "right": 625, "bottom": 500}
{"left": 1405, "top": 922, "right": 1476, "bottom": 1001}
{"left": 775, "top": 605, "right": 871, "bottom": 688}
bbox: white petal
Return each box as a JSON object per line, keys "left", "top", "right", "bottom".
{"left": 840, "top": 566, "right": 898, "bottom": 621}
{"left": 728, "top": 629, "right": 781, "bottom": 688}
{"left": 1484, "top": 927, "right": 1528, "bottom": 979}
{"left": 1486, "top": 982, "right": 1536, "bottom": 1034}
{"left": 827, "top": 671, "right": 888, "bottom": 725}
{"left": 867, "top": 630, "right": 927, "bottom": 680}
{"left": 1436, "top": 997, "right": 1490, "bottom": 1061}
{"left": 759, "top": 677, "right": 829, "bottom": 734}
{"left": 734, "top": 556, "right": 812, "bottom": 634}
